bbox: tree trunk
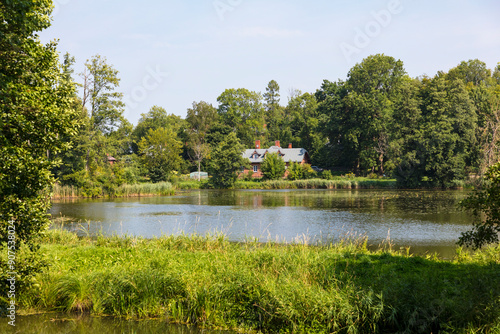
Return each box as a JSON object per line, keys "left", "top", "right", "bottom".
{"left": 85, "top": 148, "right": 90, "bottom": 172}
{"left": 379, "top": 153, "right": 384, "bottom": 175}
{"left": 198, "top": 160, "right": 201, "bottom": 181}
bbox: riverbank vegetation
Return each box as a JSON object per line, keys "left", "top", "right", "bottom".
{"left": 52, "top": 181, "right": 175, "bottom": 199}
{"left": 234, "top": 177, "right": 397, "bottom": 190}
{"left": 11, "top": 229, "right": 500, "bottom": 333}
{"left": 51, "top": 174, "right": 401, "bottom": 198}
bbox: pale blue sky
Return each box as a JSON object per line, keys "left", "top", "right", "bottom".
{"left": 39, "top": 0, "right": 500, "bottom": 124}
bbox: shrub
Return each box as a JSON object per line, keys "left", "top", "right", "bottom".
{"left": 321, "top": 170, "right": 333, "bottom": 180}
{"left": 244, "top": 170, "right": 254, "bottom": 181}
{"left": 286, "top": 161, "right": 303, "bottom": 180}
{"left": 459, "top": 162, "right": 500, "bottom": 249}
{"left": 261, "top": 153, "right": 286, "bottom": 180}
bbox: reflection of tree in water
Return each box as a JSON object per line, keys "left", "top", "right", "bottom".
{"left": 202, "top": 190, "right": 471, "bottom": 225}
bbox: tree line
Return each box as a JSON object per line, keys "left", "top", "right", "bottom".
{"left": 49, "top": 53, "right": 500, "bottom": 191}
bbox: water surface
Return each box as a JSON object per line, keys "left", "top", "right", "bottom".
{"left": 0, "top": 313, "right": 234, "bottom": 334}
{"left": 50, "top": 189, "right": 473, "bottom": 258}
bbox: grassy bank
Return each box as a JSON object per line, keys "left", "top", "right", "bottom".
{"left": 12, "top": 229, "right": 500, "bottom": 333}
{"left": 51, "top": 178, "right": 396, "bottom": 199}
{"left": 175, "top": 177, "right": 397, "bottom": 190}
{"left": 234, "top": 178, "right": 397, "bottom": 190}
{"left": 52, "top": 182, "right": 175, "bottom": 199}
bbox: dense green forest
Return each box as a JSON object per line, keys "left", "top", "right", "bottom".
{"left": 50, "top": 52, "right": 500, "bottom": 191}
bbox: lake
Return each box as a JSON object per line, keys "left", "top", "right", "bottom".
{"left": 50, "top": 189, "right": 474, "bottom": 258}
{"left": 0, "top": 313, "right": 234, "bottom": 334}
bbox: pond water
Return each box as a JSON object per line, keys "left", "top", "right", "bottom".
{"left": 50, "top": 189, "right": 474, "bottom": 258}
{"left": 0, "top": 313, "right": 234, "bottom": 334}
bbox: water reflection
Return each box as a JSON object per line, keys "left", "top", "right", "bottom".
{"left": 50, "top": 189, "right": 473, "bottom": 257}
{"left": 0, "top": 313, "right": 234, "bottom": 334}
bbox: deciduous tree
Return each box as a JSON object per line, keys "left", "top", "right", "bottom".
{"left": 286, "top": 91, "right": 326, "bottom": 164}
{"left": 260, "top": 153, "right": 286, "bottom": 180}
{"left": 186, "top": 101, "right": 218, "bottom": 180}
{"left": 132, "top": 105, "right": 185, "bottom": 153}
{"left": 80, "top": 55, "right": 126, "bottom": 171}
{"left": 138, "top": 127, "right": 182, "bottom": 183}
{"left": 207, "top": 132, "right": 248, "bottom": 188}
{"left": 0, "top": 0, "right": 79, "bottom": 245}
{"left": 0, "top": 0, "right": 80, "bottom": 303}
{"left": 418, "top": 76, "right": 477, "bottom": 187}
{"left": 459, "top": 162, "right": 500, "bottom": 249}
{"left": 217, "top": 88, "right": 265, "bottom": 147}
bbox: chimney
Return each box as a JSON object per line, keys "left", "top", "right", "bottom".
{"left": 288, "top": 143, "right": 292, "bottom": 149}
{"left": 275, "top": 140, "right": 280, "bottom": 148}
{"left": 255, "top": 140, "right": 260, "bottom": 149}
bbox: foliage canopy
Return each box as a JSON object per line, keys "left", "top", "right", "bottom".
{"left": 0, "top": 0, "right": 79, "bottom": 244}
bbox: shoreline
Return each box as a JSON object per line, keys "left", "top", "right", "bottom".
{"left": 51, "top": 178, "right": 474, "bottom": 199}
{"left": 6, "top": 229, "right": 499, "bottom": 333}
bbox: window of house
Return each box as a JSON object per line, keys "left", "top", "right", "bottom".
{"left": 253, "top": 165, "right": 258, "bottom": 172}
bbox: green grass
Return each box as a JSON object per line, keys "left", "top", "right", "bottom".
{"left": 52, "top": 178, "right": 397, "bottom": 198}
{"left": 176, "top": 179, "right": 210, "bottom": 190}
{"left": 115, "top": 182, "right": 175, "bottom": 197}
{"left": 52, "top": 184, "right": 83, "bottom": 198}
{"left": 234, "top": 178, "right": 397, "bottom": 190}
{"left": 11, "top": 229, "right": 500, "bottom": 333}
{"left": 52, "top": 182, "right": 175, "bottom": 198}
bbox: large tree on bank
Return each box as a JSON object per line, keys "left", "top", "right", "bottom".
{"left": 0, "top": 0, "right": 80, "bottom": 302}
{"left": 207, "top": 132, "right": 248, "bottom": 188}
{"left": 0, "top": 0, "right": 79, "bottom": 245}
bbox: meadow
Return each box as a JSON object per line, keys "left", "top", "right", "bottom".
{"left": 12, "top": 228, "right": 500, "bottom": 333}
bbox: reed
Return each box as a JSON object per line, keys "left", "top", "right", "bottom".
{"left": 52, "top": 182, "right": 175, "bottom": 199}
{"left": 115, "top": 182, "right": 175, "bottom": 197}
{"left": 234, "top": 178, "right": 396, "bottom": 190}
{"left": 52, "top": 184, "right": 82, "bottom": 199}
{"left": 16, "top": 229, "right": 500, "bottom": 333}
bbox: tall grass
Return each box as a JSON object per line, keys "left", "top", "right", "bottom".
{"left": 53, "top": 178, "right": 397, "bottom": 198}
{"left": 235, "top": 178, "right": 397, "bottom": 190}
{"left": 52, "top": 184, "right": 82, "bottom": 198}
{"left": 17, "top": 229, "right": 500, "bottom": 333}
{"left": 52, "top": 182, "right": 175, "bottom": 199}
{"left": 115, "top": 182, "right": 175, "bottom": 197}
{"left": 176, "top": 180, "right": 209, "bottom": 190}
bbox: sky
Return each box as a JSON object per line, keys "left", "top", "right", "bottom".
{"left": 39, "top": 0, "right": 500, "bottom": 125}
